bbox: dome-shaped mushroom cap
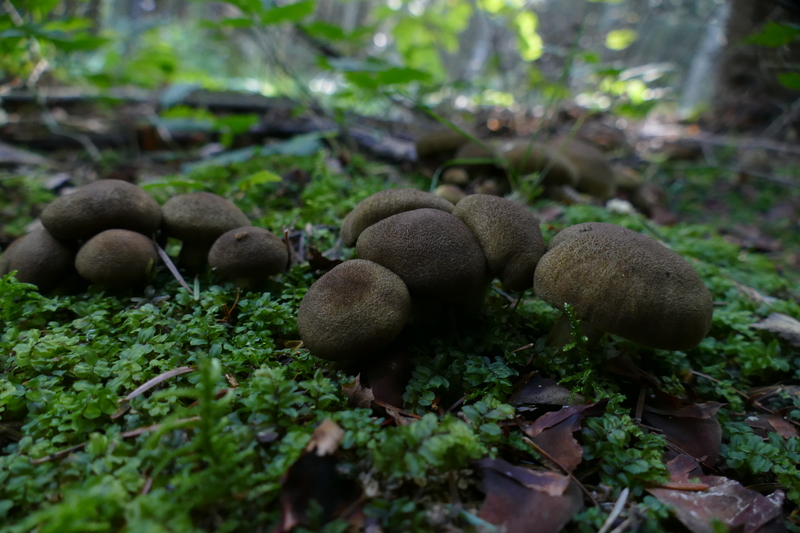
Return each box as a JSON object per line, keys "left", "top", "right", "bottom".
{"left": 1, "top": 228, "right": 75, "bottom": 292}
{"left": 208, "top": 226, "right": 288, "bottom": 286}
{"left": 499, "top": 141, "right": 579, "bottom": 187}
{"left": 161, "top": 192, "right": 250, "bottom": 244}
{"left": 298, "top": 259, "right": 411, "bottom": 361}
{"left": 76, "top": 229, "right": 159, "bottom": 287}
{"left": 452, "top": 194, "right": 545, "bottom": 292}
{"left": 534, "top": 222, "right": 713, "bottom": 351}
{"left": 415, "top": 128, "right": 469, "bottom": 158}
{"left": 41, "top": 179, "right": 162, "bottom": 240}
{"left": 548, "top": 137, "right": 616, "bottom": 199}
{"left": 356, "top": 208, "right": 488, "bottom": 303}
{"left": 340, "top": 189, "right": 454, "bottom": 247}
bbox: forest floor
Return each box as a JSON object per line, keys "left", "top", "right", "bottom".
{"left": 1, "top": 91, "right": 799, "bottom": 533}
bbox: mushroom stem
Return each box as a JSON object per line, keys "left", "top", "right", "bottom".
{"left": 547, "top": 313, "right": 605, "bottom": 351}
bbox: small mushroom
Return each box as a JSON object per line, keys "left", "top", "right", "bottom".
{"left": 548, "top": 137, "right": 617, "bottom": 199}
{"left": 356, "top": 208, "right": 488, "bottom": 305}
{"left": 499, "top": 140, "right": 579, "bottom": 187}
{"left": 415, "top": 128, "right": 470, "bottom": 159}
{"left": 298, "top": 259, "right": 411, "bottom": 362}
{"left": 434, "top": 184, "right": 466, "bottom": 205}
{"left": 161, "top": 192, "right": 250, "bottom": 271}
{"left": 452, "top": 194, "right": 545, "bottom": 292}
{"left": 534, "top": 222, "right": 713, "bottom": 351}
{"left": 208, "top": 226, "right": 288, "bottom": 288}
{"left": 0, "top": 228, "right": 75, "bottom": 292}
{"left": 340, "top": 189, "right": 454, "bottom": 247}
{"left": 41, "top": 179, "right": 162, "bottom": 240}
{"left": 75, "top": 229, "right": 159, "bottom": 287}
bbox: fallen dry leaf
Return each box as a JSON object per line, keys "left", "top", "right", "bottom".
{"left": 751, "top": 313, "right": 800, "bottom": 348}
{"left": 746, "top": 410, "right": 799, "bottom": 439}
{"left": 649, "top": 474, "right": 785, "bottom": 533}
{"left": 522, "top": 400, "right": 609, "bottom": 473}
{"left": 732, "top": 280, "right": 778, "bottom": 306}
{"left": 275, "top": 419, "right": 361, "bottom": 532}
{"left": 643, "top": 402, "right": 723, "bottom": 465}
{"left": 360, "top": 348, "right": 414, "bottom": 408}
{"left": 477, "top": 458, "right": 583, "bottom": 533}
{"left": 342, "top": 374, "right": 375, "bottom": 409}
{"left": 307, "top": 246, "right": 343, "bottom": 272}
{"left": 509, "top": 374, "right": 583, "bottom": 408}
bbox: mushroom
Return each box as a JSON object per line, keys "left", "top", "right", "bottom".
{"left": 534, "top": 222, "right": 713, "bottom": 351}
{"left": 0, "top": 228, "right": 76, "bottom": 292}
{"left": 41, "top": 179, "right": 162, "bottom": 240}
{"left": 356, "top": 208, "right": 488, "bottom": 305}
{"left": 340, "top": 189, "right": 454, "bottom": 247}
{"left": 208, "top": 226, "right": 288, "bottom": 288}
{"left": 297, "top": 259, "right": 411, "bottom": 361}
{"left": 500, "top": 140, "right": 579, "bottom": 187}
{"left": 434, "top": 184, "right": 466, "bottom": 205}
{"left": 547, "top": 137, "right": 617, "bottom": 199}
{"left": 161, "top": 192, "right": 250, "bottom": 271}
{"left": 452, "top": 194, "right": 546, "bottom": 292}
{"left": 75, "top": 229, "right": 159, "bottom": 287}
{"left": 415, "top": 128, "right": 470, "bottom": 159}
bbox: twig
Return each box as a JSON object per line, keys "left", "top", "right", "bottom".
{"left": 522, "top": 436, "right": 598, "bottom": 506}
{"left": 153, "top": 239, "right": 193, "bottom": 295}
{"left": 598, "top": 487, "right": 629, "bottom": 533}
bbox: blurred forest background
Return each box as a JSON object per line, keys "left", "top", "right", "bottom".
{"left": 2, "top": 0, "right": 799, "bottom": 128}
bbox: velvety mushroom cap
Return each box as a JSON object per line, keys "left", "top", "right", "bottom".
{"left": 415, "top": 128, "right": 469, "bottom": 158}
{"left": 161, "top": 192, "right": 250, "bottom": 244}
{"left": 534, "top": 222, "right": 713, "bottom": 351}
{"left": 548, "top": 137, "right": 616, "bottom": 199}
{"left": 297, "top": 259, "right": 411, "bottom": 361}
{"left": 500, "top": 141, "right": 579, "bottom": 187}
{"left": 453, "top": 194, "right": 545, "bottom": 292}
{"left": 41, "top": 179, "right": 162, "bottom": 240}
{"left": 1, "top": 228, "right": 75, "bottom": 292}
{"left": 340, "top": 189, "right": 454, "bottom": 247}
{"left": 208, "top": 226, "right": 288, "bottom": 286}
{"left": 76, "top": 229, "right": 159, "bottom": 287}
{"left": 356, "top": 208, "right": 488, "bottom": 303}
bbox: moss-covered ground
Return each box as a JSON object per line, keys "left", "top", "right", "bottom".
{"left": 1, "top": 150, "right": 799, "bottom": 532}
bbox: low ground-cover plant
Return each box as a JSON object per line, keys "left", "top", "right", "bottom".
{"left": 1, "top": 151, "right": 799, "bottom": 532}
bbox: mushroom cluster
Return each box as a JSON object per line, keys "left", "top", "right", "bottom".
{"left": 1, "top": 180, "right": 286, "bottom": 291}
{"left": 300, "top": 190, "right": 714, "bottom": 363}
{"left": 416, "top": 130, "right": 620, "bottom": 203}
{"left": 298, "top": 189, "right": 546, "bottom": 362}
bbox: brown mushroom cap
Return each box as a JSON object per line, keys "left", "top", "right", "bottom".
{"left": 548, "top": 137, "right": 617, "bottom": 199}
{"left": 415, "top": 128, "right": 470, "bottom": 158}
{"left": 41, "top": 179, "right": 162, "bottom": 240}
{"left": 534, "top": 222, "right": 713, "bottom": 351}
{"left": 434, "top": 184, "right": 466, "bottom": 205}
{"left": 0, "top": 228, "right": 75, "bottom": 292}
{"left": 340, "top": 189, "right": 454, "bottom": 247}
{"left": 161, "top": 192, "right": 250, "bottom": 244}
{"left": 356, "top": 208, "right": 488, "bottom": 304}
{"left": 500, "top": 140, "right": 579, "bottom": 187}
{"left": 452, "top": 194, "right": 545, "bottom": 292}
{"left": 208, "top": 226, "right": 288, "bottom": 287}
{"left": 297, "top": 259, "right": 411, "bottom": 361}
{"left": 75, "top": 229, "right": 159, "bottom": 287}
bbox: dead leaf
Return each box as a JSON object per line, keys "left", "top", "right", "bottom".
{"left": 306, "top": 419, "right": 344, "bottom": 456}
{"left": 372, "top": 400, "right": 420, "bottom": 427}
{"left": 745, "top": 409, "right": 799, "bottom": 439}
{"left": 643, "top": 402, "right": 723, "bottom": 465}
{"left": 477, "top": 458, "right": 584, "bottom": 533}
{"left": 732, "top": 281, "right": 778, "bottom": 306}
{"left": 342, "top": 374, "right": 375, "bottom": 409}
{"left": 649, "top": 476, "right": 785, "bottom": 533}
{"left": 307, "top": 246, "right": 342, "bottom": 272}
{"left": 275, "top": 419, "right": 361, "bottom": 532}
{"left": 751, "top": 313, "right": 800, "bottom": 348}
{"left": 509, "top": 374, "right": 583, "bottom": 408}
{"left": 521, "top": 400, "right": 609, "bottom": 473}
{"left": 534, "top": 205, "right": 564, "bottom": 223}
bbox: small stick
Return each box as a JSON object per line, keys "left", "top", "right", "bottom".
{"left": 598, "top": 487, "right": 629, "bottom": 533}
